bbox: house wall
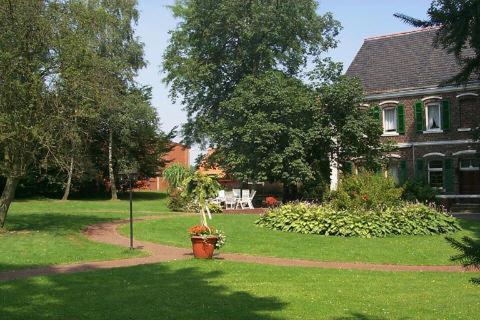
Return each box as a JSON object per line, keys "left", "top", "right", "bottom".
{"left": 137, "top": 143, "right": 190, "bottom": 192}
{"left": 368, "top": 89, "right": 480, "bottom": 195}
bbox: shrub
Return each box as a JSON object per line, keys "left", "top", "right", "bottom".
{"left": 167, "top": 189, "right": 192, "bottom": 212}
{"left": 163, "top": 164, "right": 193, "bottom": 191}
{"left": 402, "top": 179, "right": 437, "bottom": 203}
{"left": 208, "top": 203, "right": 223, "bottom": 214}
{"left": 256, "top": 202, "right": 460, "bottom": 238}
{"left": 329, "top": 171, "right": 403, "bottom": 210}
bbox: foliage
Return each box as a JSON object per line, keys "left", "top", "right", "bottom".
{"left": 167, "top": 189, "right": 191, "bottom": 212}
{"left": 210, "top": 73, "right": 384, "bottom": 198}
{"left": 207, "top": 203, "right": 223, "bottom": 214}
{"left": 446, "top": 235, "right": 480, "bottom": 284}
{"left": 187, "top": 225, "right": 226, "bottom": 249}
{"left": 394, "top": 0, "right": 480, "bottom": 84}
{"left": 163, "top": 164, "right": 193, "bottom": 191}
{"left": 402, "top": 179, "right": 438, "bottom": 203}
{"left": 330, "top": 171, "right": 403, "bottom": 210}
{"left": 182, "top": 172, "right": 220, "bottom": 226}
{"left": 256, "top": 202, "right": 460, "bottom": 238}
{"left": 163, "top": 0, "right": 341, "bottom": 144}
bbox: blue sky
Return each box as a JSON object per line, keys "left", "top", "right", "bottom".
{"left": 135, "top": 0, "right": 431, "bottom": 162}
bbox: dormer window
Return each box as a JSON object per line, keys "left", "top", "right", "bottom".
{"left": 383, "top": 107, "right": 397, "bottom": 134}
{"left": 426, "top": 103, "right": 442, "bottom": 131}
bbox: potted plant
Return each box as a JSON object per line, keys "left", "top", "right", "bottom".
{"left": 183, "top": 172, "right": 225, "bottom": 259}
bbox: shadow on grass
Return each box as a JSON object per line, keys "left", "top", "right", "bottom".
{"left": 455, "top": 218, "right": 480, "bottom": 239}
{"left": 0, "top": 263, "right": 286, "bottom": 320}
{"left": 5, "top": 213, "right": 114, "bottom": 233}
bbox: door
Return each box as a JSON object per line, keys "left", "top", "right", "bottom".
{"left": 459, "top": 159, "right": 480, "bottom": 194}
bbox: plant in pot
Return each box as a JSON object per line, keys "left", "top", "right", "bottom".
{"left": 183, "top": 172, "right": 225, "bottom": 259}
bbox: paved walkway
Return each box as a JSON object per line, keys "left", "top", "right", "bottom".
{"left": 1, "top": 216, "right": 478, "bottom": 282}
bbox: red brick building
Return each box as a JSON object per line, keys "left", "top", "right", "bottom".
{"left": 346, "top": 28, "right": 480, "bottom": 200}
{"left": 140, "top": 142, "right": 190, "bottom": 191}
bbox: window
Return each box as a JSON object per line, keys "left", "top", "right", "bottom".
{"left": 460, "top": 159, "right": 480, "bottom": 171}
{"left": 387, "top": 162, "right": 400, "bottom": 184}
{"left": 428, "top": 160, "right": 443, "bottom": 188}
{"left": 383, "top": 107, "right": 397, "bottom": 133}
{"left": 426, "top": 103, "right": 442, "bottom": 131}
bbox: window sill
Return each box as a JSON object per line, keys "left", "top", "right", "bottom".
{"left": 457, "top": 128, "right": 472, "bottom": 132}
{"left": 382, "top": 132, "right": 399, "bottom": 137}
{"left": 423, "top": 130, "right": 443, "bottom": 134}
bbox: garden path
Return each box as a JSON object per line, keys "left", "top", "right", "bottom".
{"left": 1, "top": 215, "right": 478, "bottom": 282}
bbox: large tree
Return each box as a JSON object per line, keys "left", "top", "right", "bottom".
{"left": 394, "top": 0, "right": 480, "bottom": 84}
{"left": 210, "top": 71, "right": 383, "bottom": 199}
{"left": 163, "top": 0, "right": 341, "bottom": 145}
{"left": 0, "top": 0, "right": 58, "bottom": 227}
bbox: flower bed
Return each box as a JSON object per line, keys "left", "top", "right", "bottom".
{"left": 255, "top": 202, "right": 460, "bottom": 238}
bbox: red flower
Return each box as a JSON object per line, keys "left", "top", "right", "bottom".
{"left": 188, "top": 225, "right": 216, "bottom": 236}
{"left": 361, "top": 194, "right": 369, "bottom": 201}
{"left": 265, "top": 196, "right": 278, "bottom": 207}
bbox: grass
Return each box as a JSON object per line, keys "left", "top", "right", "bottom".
{"left": 120, "top": 214, "right": 480, "bottom": 266}
{"left": 0, "top": 192, "right": 173, "bottom": 271}
{"left": 1, "top": 259, "right": 479, "bottom": 319}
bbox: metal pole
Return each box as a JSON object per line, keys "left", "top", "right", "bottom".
{"left": 129, "top": 177, "right": 133, "bottom": 249}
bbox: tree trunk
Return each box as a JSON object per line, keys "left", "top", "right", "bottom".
{"left": 0, "top": 176, "right": 20, "bottom": 229}
{"left": 108, "top": 130, "right": 118, "bottom": 200}
{"left": 61, "top": 157, "right": 74, "bottom": 201}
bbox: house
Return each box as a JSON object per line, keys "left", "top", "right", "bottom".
{"left": 139, "top": 142, "right": 190, "bottom": 191}
{"left": 346, "top": 28, "right": 480, "bottom": 204}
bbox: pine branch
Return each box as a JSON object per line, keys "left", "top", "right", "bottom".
{"left": 393, "top": 13, "right": 436, "bottom": 28}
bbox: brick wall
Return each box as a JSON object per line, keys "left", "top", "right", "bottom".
{"left": 370, "top": 90, "right": 480, "bottom": 145}
{"left": 369, "top": 89, "right": 480, "bottom": 194}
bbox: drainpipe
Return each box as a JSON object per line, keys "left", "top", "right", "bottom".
{"left": 412, "top": 144, "right": 416, "bottom": 176}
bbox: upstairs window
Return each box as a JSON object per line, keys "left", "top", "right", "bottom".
{"left": 383, "top": 107, "right": 397, "bottom": 133}
{"left": 460, "top": 159, "right": 480, "bottom": 171}
{"left": 426, "top": 103, "right": 442, "bottom": 131}
{"left": 428, "top": 160, "right": 443, "bottom": 188}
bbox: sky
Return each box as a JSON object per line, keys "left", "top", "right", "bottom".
{"left": 135, "top": 0, "right": 432, "bottom": 163}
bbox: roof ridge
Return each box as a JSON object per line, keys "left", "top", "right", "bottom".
{"left": 365, "top": 26, "right": 440, "bottom": 41}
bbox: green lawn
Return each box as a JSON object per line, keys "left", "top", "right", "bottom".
{"left": 0, "top": 192, "right": 173, "bottom": 271}
{"left": 1, "top": 259, "right": 479, "bottom": 319}
{"left": 121, "top": 214, "right": 480, "bottom": 266}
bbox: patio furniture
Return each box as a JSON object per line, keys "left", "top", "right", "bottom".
{"left": 211, "top": 190, "right": 226, "bottom": 207}
{"left": 224, "top": 191, "right": 237, "bottom": 210}
{"left": 232, "top": 189, "right": 241, "bottom": 199}
{"left": 237, "top": 190, "right": 256, "bottom": 209}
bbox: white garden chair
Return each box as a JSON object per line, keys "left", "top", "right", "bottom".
{"left": 224, "top": 191, "right": 237, "bottom": 210}
{"left": 211, "top": 190, "right": 226, "bottom": 207}
{"left": 238, "top": 189, "right": 256, "bottom": 209}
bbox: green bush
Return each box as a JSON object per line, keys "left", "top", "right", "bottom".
{"left": 208, "top": 203, "right": 223, "bottom": 214}
{"left": 256, "top": 202, "right": 460, "bottom": 238}
{"left": 167, "top": 189, "right": 192, "bottom": 212}
{"left": 329, "top": 171, "right": 403, "bottom": 210}
{"left": 402, "top": 179, "right": 438, "bottom": 203}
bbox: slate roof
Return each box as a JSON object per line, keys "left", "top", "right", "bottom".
{"left": 346, "top": 28, "right": 478, "bottom": 95}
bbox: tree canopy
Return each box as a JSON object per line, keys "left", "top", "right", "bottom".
{"left": 163, "top": 0, "right": 341, "bottom": 144}
{"left": 0, "top": 0, "right": 170, "bottom": 227}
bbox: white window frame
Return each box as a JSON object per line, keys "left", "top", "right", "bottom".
{"left": 425, "top": 103, "right": 443, "bottom": 133}
{"left": 459, "top": 159, "right": 480, "bottom": 171}
{"left": 382, "top": 106, "right": 398, "bottom": 136}
{"left": 428, "top": 160, "right": 444, "bottom": 190}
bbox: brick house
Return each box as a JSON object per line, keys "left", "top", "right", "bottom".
{"left": 346, "top": 28, "right": 480, "bottom": 202}
{"left": 138, "top": 142, "right": 190, "bottom": 191}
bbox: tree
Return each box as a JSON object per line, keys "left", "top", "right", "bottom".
{"left": 394, "top": 0, "right": 480, "bottom": 84}
{"left": 0, "top": 0, "right": 58, "bottom": 227}
{"left": 163, "top": 0, "right": 341, "bottom": 145}
{"left": 209, "top": 71, "right": 383, "bottom": 199}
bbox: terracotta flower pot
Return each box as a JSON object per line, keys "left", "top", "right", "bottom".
{"left": 191, "top": 236, "right": 218, "bottom": 259}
